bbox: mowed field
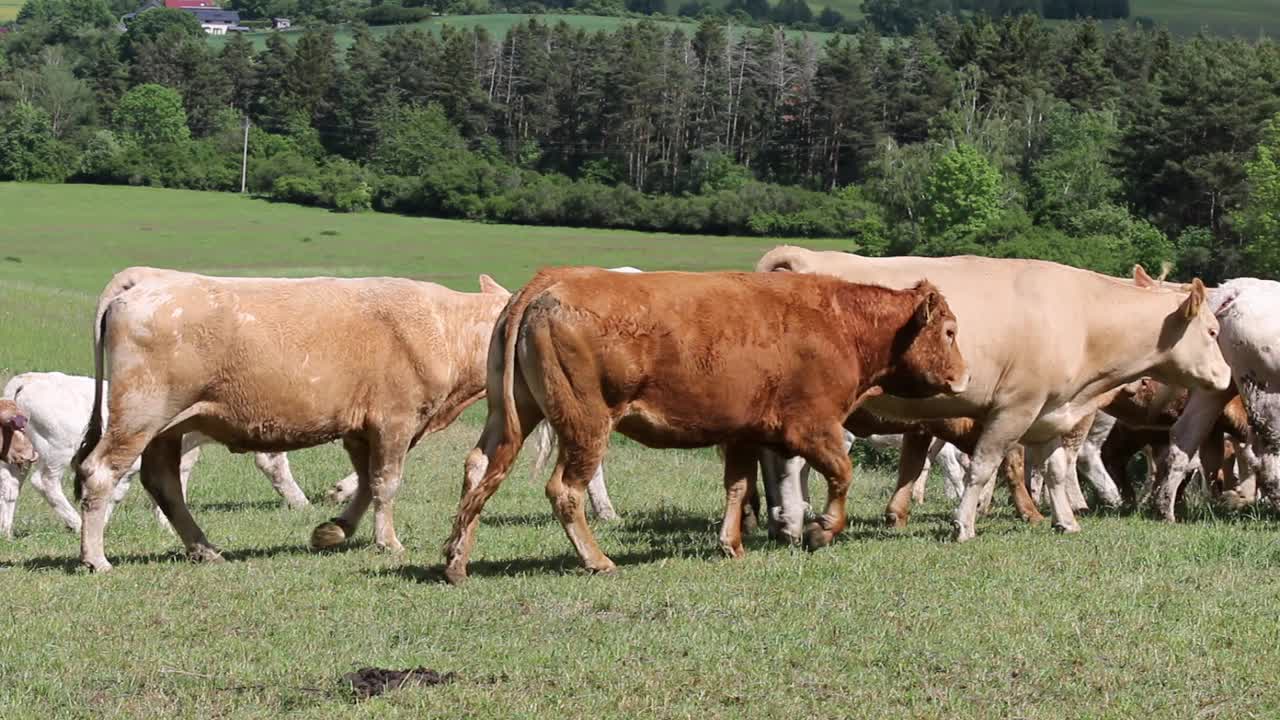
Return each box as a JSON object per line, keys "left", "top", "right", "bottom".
{"left": 0, "top": 0, "right": 22, "bottom": 21}
{"left": 4, "top": 184, "right": 1280, "bottom": 718}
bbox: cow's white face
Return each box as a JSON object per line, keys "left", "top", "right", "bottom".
{"left": 1160, "top": 279, "right": 1232, "bottom": 392}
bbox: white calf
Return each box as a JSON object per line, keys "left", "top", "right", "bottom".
{"left": 0, "top": 372, "right": 308, "bottom": 539}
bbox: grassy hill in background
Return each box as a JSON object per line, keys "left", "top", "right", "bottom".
{"left": 0, "top": 0, "right": 23, "bottom": 21}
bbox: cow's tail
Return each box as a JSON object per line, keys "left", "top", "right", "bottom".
{"left": 73, "top": 270, "right": 147, "bottom": 500}
{"left": 755, "top": 245, "right": 808, "bottom": 273}
{"left": 498, "top": 269, "right": 561, "bottom": 450}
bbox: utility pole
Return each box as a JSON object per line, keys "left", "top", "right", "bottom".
{"left": 240, "top": 115, "right": 250, "bottom": 194}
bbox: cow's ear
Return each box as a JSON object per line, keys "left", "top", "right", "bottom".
{"left": 479, "top": 274, "right": 509, "bottom": 297}
{"left": 1181, "top": 277, "right": 1207, "bottom": 318}
{"left": 914, "top": 290, "right": 940, "bottom": 326}
{"left": 1132, "top": 264, "right": 1155, "bottom": 288}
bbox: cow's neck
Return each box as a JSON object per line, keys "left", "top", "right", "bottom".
{"left": 1074, "top": 289, "right": 1190, "bottom": 407}
{"left": 832, "top": 286, "right": 916, "bottom": 395}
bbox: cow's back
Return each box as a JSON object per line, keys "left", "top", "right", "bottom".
{"left": 760, "top": 249, "right": 1177, "bottom": 418}
{"left": 103, "top": 272, "right": 481, "bottom": 449}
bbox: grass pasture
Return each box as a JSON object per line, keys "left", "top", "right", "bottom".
{"left": 4, "top": 184, "right": 1280, "bottom": 717}
{"left": 0, "top": 0, "right": 21, "bottom": 21}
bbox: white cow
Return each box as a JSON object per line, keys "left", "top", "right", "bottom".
{"left": 1155, "top": 278, "right": 1280, "bottom": 520}
{"left": 0, "top": 372, "right": 308, "bottom": 539}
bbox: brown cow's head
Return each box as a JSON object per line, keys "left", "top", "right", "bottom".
{"left": 880, "top": 281, "right": 969, "bottom": 398}
{"left": 0, "top": 399, "right": 37, "bottom": 467}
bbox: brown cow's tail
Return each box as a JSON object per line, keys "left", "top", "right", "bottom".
{"left": 755, "top": 245, "right": 809, "bottom": 273}
{"left": 73, "top": 269, "right": 148, "bottom": 500}
{"left": 497, "top": 269, "right": 561, "bottom": 448}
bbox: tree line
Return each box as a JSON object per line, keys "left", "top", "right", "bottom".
{"left": 2, "top": 0, "right": 1279, "bottom": 281}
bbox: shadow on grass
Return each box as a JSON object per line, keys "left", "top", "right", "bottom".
{"left": 16, "top": 539, "right": 371, "bottom": 573}
{"left": 374, "top": 546, "right": 717, "bottom": 585}
{"left": 192, "top": 499, "right": 291, "bottom": 513}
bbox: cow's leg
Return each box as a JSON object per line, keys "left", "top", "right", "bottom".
{"left": 1195, "top": 434, "right": 1225, "bottom": 502}
{"left": 102, "top": 467, "right": 136, "bottom": 528}
{"left": 796, "top": 424, "right": 855, "bottom": 549}
{"left": 585, "top": 463, "right": 619, "bottom": 521}
{"left": 1003, "top": 446, "right": 1043, "bottom": 524}
{"left": 741, "top": 471, "right": 760, "bottom": 534}
{"left": 954, "top": 412, "right": 1034, "bottom": 542}
{"left": 79, "top": 433, "right": 157, "bottom": 573}
{"left": 545, "top": 429, "right": 615, "bottom": 573}
{"left": 1223, "top": 440, "right": 1258, "bottom": 508}
{"left": 762, "top": 449, "right": 809, "bottom": 544}
{"left": 939, "top": 446, "right": 968, "bottom": 501}
{"left": 365, "top": 429, "right": 415, "bottom": 553}
{"left": 1078, "top": 415, "right": 1123, "bottom": 509}
{"left": 1153, "top": 388, "right": 1234, "bottom": 522}
{"left": 29, "top": 462, "right": 82, "bottom": 533}
{"left": 1060, "top": 414, "right": 1092, "bottom": 513}
{"left": 325, "top": 472, "right": 359, "bottom": 504}
{"left": 253, "top": 452, "right": 309, "bottom": 509}
{"left": 912, "top": 437, "right": 946, "bottom": 505}
{"left": 1037, "top": 438, "right": 1081, "bottom": 534}
{"left": 0, "top": 463, "right": 22, "bottom": 539}
{"left": 151, "top": 445, "right": 199, "bottom": 532}
{"left": 718, "top": 442, "right": 757, "bottom": 558}
{"left": 139, "top": 436, "right": 223, "bottom": 563}
{"left": 311, "top": 436, "right": 373, "bottom": 550}
{"left": 884, "top": 432, "right": 932, "bottom": 528}
{"left": 442, "top": 386, "right": 545, "bottom": 585}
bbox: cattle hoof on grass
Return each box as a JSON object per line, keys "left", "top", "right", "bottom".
{"left": 80, "top": 558, "right": 113, "bottom": 574}
{"left": 443, "top": 565, "right": 468, "bottom": 586}
{"left": 1020, "top": 509, "right": 1046, "bottom": 525}
{"left": 1052, "top": 522, "right": 1081, "bottom": 535}
{"left": 719, "top": 542, "right": 746, "bottom": 559}
{"left": 951, "top": 521, "right": 975, "bottom": 543}
{"left": 374, "top": 540, "right": 406, "bottom": 554}
{"left": 189, "top": 546, "right": 226, "bottom": 564}
{"left": 884, "top": 511, "right": 908, "bottom": 529}
{"left": 310, "top": 519, "right": 352, "bottom": 550}
{"left": 802, "top": 521, "right": 834, "bottom": 550}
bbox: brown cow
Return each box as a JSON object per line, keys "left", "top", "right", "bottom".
{"left": 441, "top": 268, "right": 969, "bottom": 583}
{"left": 72, "top": 267, "right": 511, "bottom": 573}
{"left": 0, "top": 399, "right": 37, "bottom": 467}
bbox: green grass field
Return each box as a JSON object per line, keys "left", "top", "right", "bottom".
{"left": 5, "top": 183, "right": 1280, "bottom": 717}
{"left": 0, "top": 0, "right": 22, "bottom": 21}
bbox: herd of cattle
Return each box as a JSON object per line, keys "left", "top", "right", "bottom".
{"left": 0, "top": 248, "right": 1277, "bottom": 583}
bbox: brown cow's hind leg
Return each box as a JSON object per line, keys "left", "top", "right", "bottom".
{"left": 442, "top": 386, "right": 543, "bottom": 585}
{"left": 140, "top": 436, "right": 223, "bottom": 563}
{"left": 547, "top": 438, "right": 616, "bottom": 574}
{"left": 1004, "top": 447, "right": 1044, "bottom": 524}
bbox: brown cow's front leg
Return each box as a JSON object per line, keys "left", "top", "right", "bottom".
{"left": 884, "top": 432, "right": 932, "bottom": 529}
{"left": 798, "top": 425, "right": 854, "bottom": 550}
{"left": 719, "top": 443, "right": 756, "bottom": 558}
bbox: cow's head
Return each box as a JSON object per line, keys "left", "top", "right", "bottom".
{"left": 1156, "top": 278, "right": 1232, "bottom": 392}
{"left": 0, "top": 400, "right": 37, "bottom": 467}
{"left": 880, "top": 281, "right": 969, "bottom": 398}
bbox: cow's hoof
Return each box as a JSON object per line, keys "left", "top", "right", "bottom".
{"left": 189, "top": 546, "right": 226, "bottom": 564}
{"left": 884, "top": 511, "right": 908, "bottom": 529}
{"left": 310, "top": 519, "right": 350, "bottom": 550}
{"left": 1052, "top": 522, "right": 1081, "bottom": 535}
{"left": 720, "top": 541, "right": 746, "bottom": 559}
{"left": 951, "top": 521, "right": 975, "bottom": 543}
{"left": 284, "top": 497, "right": 311, "bottom": 511}
{"left": 595, "top": 509, "right": 621, "bottom": 522}
{"left": 803, "top": 522, "right": 834, "bottom": 551}
{"left": 1021, "top": 510, "right": 1046, "bottom": 525}
{"left": 81, "top": 557, "right": 113, "bottom": 573}
{"left": 443, "top": 564, "right": 469, "bottom": 586}
{"left": 586, "top": 560, "right": 618, "bottom": 576}
{"left": 374, "top": 539, "right": 406, "bottom": 554}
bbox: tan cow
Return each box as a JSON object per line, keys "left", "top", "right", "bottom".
{"left": 441, "top": 267, "right": 969, "bottom": 583}
{"left": 756, "top": 247, "right": 1232, "bottom": 541}
{"left": 72, "top": 267, "right": 510, "bottom": 573}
